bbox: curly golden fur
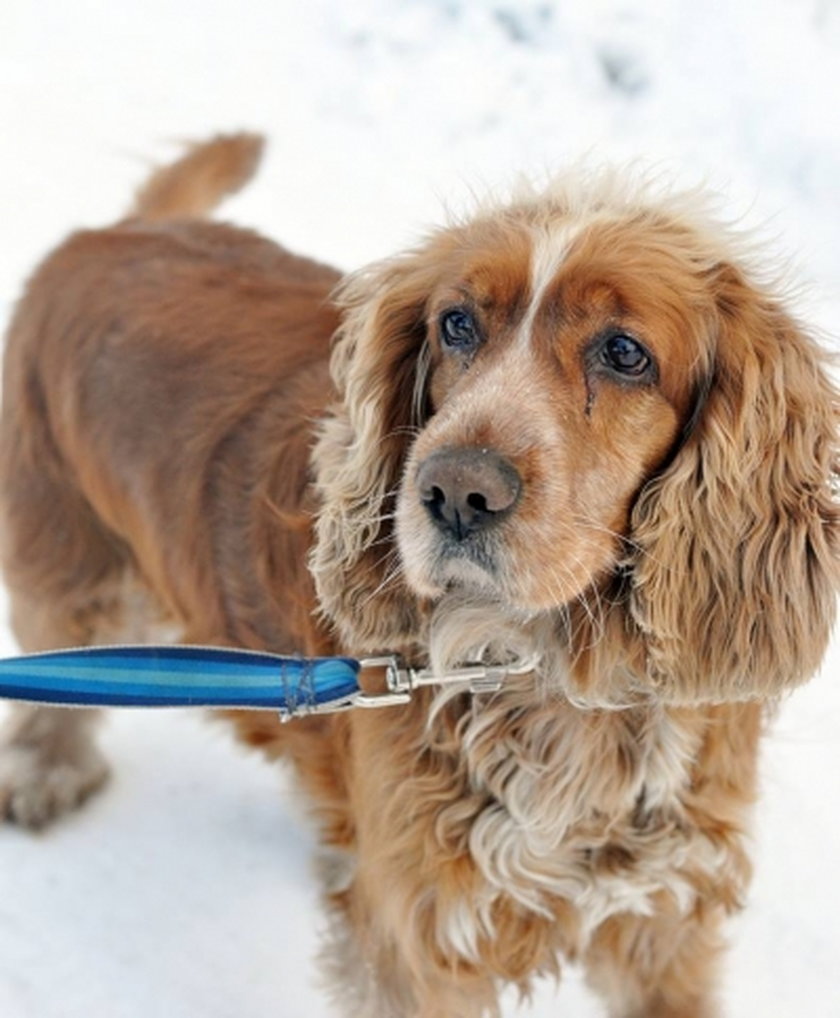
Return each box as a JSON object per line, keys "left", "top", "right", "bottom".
{"left": 0, "top": 135, "right": 837, "bottom": 1017}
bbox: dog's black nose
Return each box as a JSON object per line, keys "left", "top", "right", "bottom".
{"left": 416, "top": 447, "right": 521, "bottom": 541}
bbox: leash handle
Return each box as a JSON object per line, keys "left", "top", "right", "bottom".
{"left": 0, "top": 645, "right": 362, "bottom": 716}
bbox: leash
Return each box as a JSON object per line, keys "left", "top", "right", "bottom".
{"left": 0, "top": 645, "right": 530, "bottom": 721}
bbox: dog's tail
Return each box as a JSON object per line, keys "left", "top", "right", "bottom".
{"left": 129, "top": 132, "right": 265, "bottom": 221}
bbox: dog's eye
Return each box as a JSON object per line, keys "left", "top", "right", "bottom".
{"left": 600, "top": 333, "right": 652, "bottom": 377}
{"left": 439, "top": 308, "right": 481, "bottom": 352}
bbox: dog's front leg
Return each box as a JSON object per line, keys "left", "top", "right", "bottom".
{"left": 321, "top": 891, "right": 500, "bottom": 1018}
{"left": 583, "top": 903, "right": 725, "bottom": 1018}
{"left": 0, "top": 704, "right": 109, "bottom": 828}
{"left": 317, "top": 838, "right": 508, "bottom": 1018}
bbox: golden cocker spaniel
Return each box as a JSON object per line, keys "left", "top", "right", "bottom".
{"left": 0, "top": 134, "right": 837, "bottom": 1017}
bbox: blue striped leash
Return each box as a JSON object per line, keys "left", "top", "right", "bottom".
{"left": 0, "top": 645, "right": 525, "bottom": 720}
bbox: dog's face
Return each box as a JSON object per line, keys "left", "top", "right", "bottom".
{"left": 313, "top": 180, "right": 838, "bottom": 703}
{"left": 395, "top": 215, "right": 708, "bottom": 613}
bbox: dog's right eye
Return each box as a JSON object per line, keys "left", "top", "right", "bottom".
{"left": 439, "top": 308, "right": 481, "bottom": 352}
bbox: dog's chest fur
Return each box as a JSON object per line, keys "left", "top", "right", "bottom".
{"left": 430, "top": 688, "right": 735, "bottom": 962}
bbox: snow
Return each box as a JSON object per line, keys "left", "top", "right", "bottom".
{"left": 1, "top": 1, "right": 839, "bottom": 1015}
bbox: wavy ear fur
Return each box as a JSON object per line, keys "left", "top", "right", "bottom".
{"left": 310, "top": 243, "right": 451, "bottom": 651}
{"left": 629, "top": 265, "right": 839, "bottom": 702}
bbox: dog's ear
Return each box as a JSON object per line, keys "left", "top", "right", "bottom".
{"left": 628, "top": 265, "right": 839, "bottom": 703}
{"left": 310, "top": 246, "right": 446, "bottom": 651}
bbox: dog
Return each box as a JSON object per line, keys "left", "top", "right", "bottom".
{"left": 0, "top": 134, "right": 837, "bottom": 1018}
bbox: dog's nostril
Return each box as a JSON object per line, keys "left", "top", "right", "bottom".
{"left": 466, "top": 492, "right": 489, "bottom": 513}
{"left": 421, "top": 485, "right": 447, "bottom": 517}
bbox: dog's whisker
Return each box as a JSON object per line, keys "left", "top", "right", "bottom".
{"left": 357, "top": 550, "right": 405, "bottom": 609}
{"left": 574, "top": 516, "right": 680, "bottom": 577}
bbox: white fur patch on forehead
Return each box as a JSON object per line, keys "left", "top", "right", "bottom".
{"left": 517, "top": 220, "right": 583, "bottom": 346}
{"left": 529, "top": 220, "right": 584, "bottom": 300}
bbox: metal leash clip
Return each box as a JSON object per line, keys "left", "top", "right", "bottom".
{"left": 352, "top": 655, "right": 535, "bottom": 710}
{"left": 276, "top": 654, "right": 538, "bottom": 721}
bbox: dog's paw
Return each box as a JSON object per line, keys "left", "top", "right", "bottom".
{"left": 0, "top": 741, "right": 110, "bottom": 829}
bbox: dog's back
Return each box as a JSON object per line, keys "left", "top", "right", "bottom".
{"left": 0, "top": 135, "right": 341, "bottom": 661}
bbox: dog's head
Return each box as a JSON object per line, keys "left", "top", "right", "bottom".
{"left": 311, "top": 174, "right": 839, "bottom": 704}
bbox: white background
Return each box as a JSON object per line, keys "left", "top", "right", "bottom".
{"left": 1, "top": 2, "right": 839, "bottom": 1015}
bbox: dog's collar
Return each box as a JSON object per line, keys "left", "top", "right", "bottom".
{"left": 0, "top": 645, "right": 532, "bottom": 720}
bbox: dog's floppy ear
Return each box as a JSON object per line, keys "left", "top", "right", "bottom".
{"left": 628, "top": 265, "right": 839, "bottom": 703}
{"left": 310, "top": 245, "right": 446, "bottom": 651}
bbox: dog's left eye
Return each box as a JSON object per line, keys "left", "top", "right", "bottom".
{"left": 600, "top": 333, "right": 653, "bottom": 378}
{"left": 439, "top": 308, "right": 481, "bottom": 352}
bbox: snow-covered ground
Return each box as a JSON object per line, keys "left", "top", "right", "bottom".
{"left": 1, "top": 2, "right": 839, "bottom": 1015}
